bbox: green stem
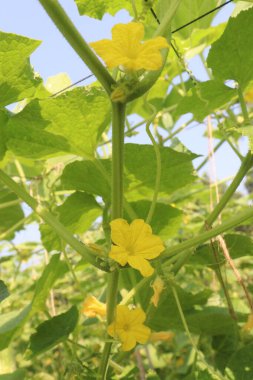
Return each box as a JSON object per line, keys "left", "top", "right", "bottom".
{"left": 161, "top": 206, "right": 253, "bottom": 262}
{"left": 38, "top": 0, "right": 115, "bottom": 94}
{"left": 145, "top": 120, "right": 161, "bottom": 224}
{"left": 0, "top": 169, "right": 108, "bottom": 272}
{"left": 98, "top": 103, "right": 126, "bottom": 380}
{"left": 204, "top": 151, "right": 253, "bottom": 228}
{"left": 238, "top": 85, "right": 250, "bottom": 124}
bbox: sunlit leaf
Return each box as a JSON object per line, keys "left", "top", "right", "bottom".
{"left": 207, "top": 7, "right": 253, "bottom": 89}
{"left": 7, "top": 87, "right": 110, "bottom": 158}
{"left": 0, "top": 31, "right": 41, "bottom": 107}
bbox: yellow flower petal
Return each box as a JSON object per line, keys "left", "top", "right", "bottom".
{"left": 110, "top": 218, "right": 129, "bottom": 247}
{"left": 127, "top": 307, "right": 146, "bottom": 325}
{"left": 90, "top": 22, "right": 169, "bottom": 72}
{"left": 109, "top": 245, "right": 129, "bottom": 266}
{"left": 131, "top": 325, "right": 151, "bottom": 344}
{"left": 150, "top": 331, "right": 174, "bottom": 342}
{"left": 121, "top": 333, "right": 136, "bottom": 351}
{"left": 127, "top": 256, "right": 154, "bottom": 277}
{"left": 82, "top": 295, "right": 106, "bottom": 318}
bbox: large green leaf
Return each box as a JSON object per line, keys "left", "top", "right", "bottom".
{"left": 60, "top": 159, "right": 111, "bottom": 201}
{"left": 207, "top": 8, "right": 253, "bottom": 89}
{"left": 6, "top": 87, "right": 110, "bottom": 158}
{"left": 124, "top": 144, "right": 198, "bottom": 199}
{"left": 0, "top": 184, "right": 24, "bottom": 238}
{"left": 0, "top": 254, "right": 68, "bottom": 350}
{"left": 176, "top": 80, "right": 237, "bottom": 121}
{"left": 29, "top": 306, "right": 79, "bottom": 357}
{"left": 0, "top": 31, "right": 41, "bottom": 107}
{"left": 226, "top": 343, "right": 253, "bottom": 380}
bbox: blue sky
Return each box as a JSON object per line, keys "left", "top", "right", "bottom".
{"left": 1, "top": 1, "right": 247, "bottom": 244}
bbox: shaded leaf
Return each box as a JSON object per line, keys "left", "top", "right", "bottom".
{"left": 0, "top": 184, "right": 24, "bottom": 238}
{"left": 29, "top": 306, "right": 79, "bottom": 357}
{"left": 0, "top": 31, "right": 41, "bottom": 107}
{"left": 207, "top": 8, "right": 253, "bottom": 89}
{"left": 226, "top": 342, "right": 253, "bottom": 379}
{"left": 0, "top": 280, "right": 9, "bottom": 303}
{"left": 60, "top": 159, "right": 111, "bottom": 200}
{"left": 190, "top": 234, "right": 253, "bottom": 268}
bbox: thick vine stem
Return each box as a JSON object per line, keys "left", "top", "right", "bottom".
{"left": 0, "top": 170, "right": 109, "bottom": 272}
{"left": 38, "top": 0, "right": 115, "bottom": 94}
{"left": 98, "top": 103, "right": 126, "bottom": 380}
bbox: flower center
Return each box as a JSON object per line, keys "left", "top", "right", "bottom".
{"left": 123, "top": 323, "right": 129, "bottom": 331}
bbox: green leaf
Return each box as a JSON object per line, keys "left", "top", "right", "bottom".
{"left": 0, "top": 184, "right": 24, "bottom": 238}
{"left": 39, "top": 224, "right": 62, "bottom": 253}
{"left": 171, "top": 0, "right": 217, "bottom": 38}
{"left": 0, "top": 369, "right": 26, "bottom": 380}
{"left": 74, "top": 0, "right": 141, "bottom": 19}
{"left": 7, "top": 87, "right": 110, "bottom": 158}
{"left": 148, "top": 287, "right": 236, "bottom": 335}
{"left": 0, "top": 31, "right": 41, "bottom": 107}
{"left": 32, "top": 254, "right": 68, "bottom": 312}
{"left": 0, "top": 109, "right": 9, "bottom": 161}
{"left": 190, "top": 234, "right": 253, "bottom": 267}
{"left": 40, "top": 192, "right": 101, "bottom": 252}
{"left": 176, "top": 80, "right": 237, "bottom": 121}
{"left": 0, "top": 305, "right": 32, "bottom": 351}
{"left": 0, "top": 280, "right": 9, "bottom": 303}
{"left": 226, "top": 343, "right": 253, "bottom": 380}
{"left": 124, "top": 144, "right": 198, "bottom": 199}
{"left": 60, "top": 159, "right": 111, "bottom": 200}
{"left": 126, "top": 200, "right": 183, "bottom": 239}
{"left": 29, "top": 306, "right": 79, "bottom": 357}
{"left": 0, "top": 254, "right": 68, "bottom": 350}
{"left": 58, "top": 192, "right": 101, "bottom": 233}
{"left": 207, "top": 8, "right": 253, "bottom": 89}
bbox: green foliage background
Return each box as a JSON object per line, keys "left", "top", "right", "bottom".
{"left": 1, "top": 0, "right": 253, "bottom": 379}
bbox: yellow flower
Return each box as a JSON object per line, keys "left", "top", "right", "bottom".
{"left": 90, "top": 22, "right": 169, "bottom": 72}
{"left": 109, "top": 219, "right": 165, "bottom": 277}
{"left": 82, "top": 295, "right": 106, "bottom": 318}
{"left": 150, "top": 276, "right": 165, "bottom": 307}
{"left": 107, "top": 305, "right": 151, "bottom": 351}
